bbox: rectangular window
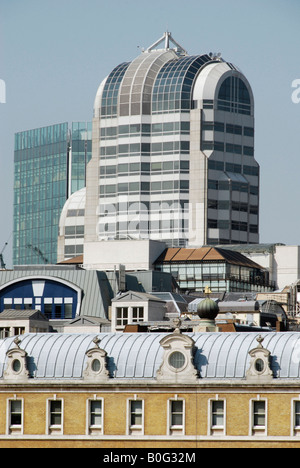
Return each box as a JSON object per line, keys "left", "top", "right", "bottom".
{"left": 132, "top": 307, "right": 144, "bottom": 323}
{"left": 244, "top": 146, "right": 254, "bottom": 156}
{"left": 116, "top": 307, "right": 129, "bottom": 328}
{"left": 210, "top": 400, "right": 225, "bottom": 435}
{"left": 251, "top": 400, "right": 267, "bottom": 435}
{"left": 226, "top": 123, "right": 242, "bottom": 135}
{"left": 0, "top": 328, "right": 10, "bottom": 338}
{"left": 253, "top": 401, "right": 265, "bottom": 426}
{"left": 87, "top": 399, "right": 103, "bottom": 435}
{"left": 128, "top": 400, "right": 144, "bottom": 435}
{"left": 169, "top": 399, "right": 185, "bottom": 435}
{"left": 47, "top": 399, "right": 63, "bottom": 434}
{"left": 244, "top": 126, "right": 254, "bottom": 137}
{"left": 293, "top": 400, "right": 300, "bottom": 436}
{"left": 8, "top": 399, "right": 23, "bottom": 434}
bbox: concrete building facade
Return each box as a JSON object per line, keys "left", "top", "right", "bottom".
{"left": 83, "top": 32, "right": 259, "bottom": 261}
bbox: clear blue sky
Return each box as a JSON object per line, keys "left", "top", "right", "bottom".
{"left": 0, "top": 0, "right": 299, "bottom": 267}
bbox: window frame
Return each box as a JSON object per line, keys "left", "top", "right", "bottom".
{"left": 7, "top": 398, "right": 24, "bottom": 435}
{"left": 168, "top": 398, "right": 185, "bottom": 436}
{"left": 127, "top": 399, "right": 144, "bottom": 435}
{"left": 86, "top": 397, "right": 104, "bottom": 435}
{"left": 209, "top": 398, "right": 226, "bottom": 436}
{"left": 250, "top": 398, "right": 267, "bottom": 436}
{"left": 116, "top": 306, "right": 129, "bottom": 328}
{"left": 46, "top": 398, "right": 64, "bottom": 435}
{"left": 291, "top": 399, "right": 300, "bottom": 436}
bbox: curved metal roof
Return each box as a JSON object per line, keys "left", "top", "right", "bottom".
{"left": 1, "top": 332, "right": 300, "bottom": 381}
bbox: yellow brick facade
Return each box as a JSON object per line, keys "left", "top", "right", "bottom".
{"left": 1, "top": 331, "right": 300, "bottom": 448}
{"left": 1, "top": 386, "right": 300, "bottom": 448}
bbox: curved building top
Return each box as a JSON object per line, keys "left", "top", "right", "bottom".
{"left": 95, "top": 31, "right": 253, "bottom": 118}
{"left": 1, "top": 332, "right": 300, "bottom": 381}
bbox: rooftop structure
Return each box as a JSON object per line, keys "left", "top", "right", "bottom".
{"left": 155, "top": 246, "right": 272, "bottom": 292}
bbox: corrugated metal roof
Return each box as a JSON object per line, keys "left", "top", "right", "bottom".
{"left": 0, "top": 332, "right": 300, "bottom": 380}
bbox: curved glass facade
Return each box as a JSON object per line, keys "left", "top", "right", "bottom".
{"left": 217, "top": 76, "right": 251, "bottom": 115}
{"left": 152, "top": 55, "right": 211, "bottom": 113}
{"left": 101, "top": 62, "right": 130, "bottom": 117}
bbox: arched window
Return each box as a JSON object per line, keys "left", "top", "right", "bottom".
{"left": 0, "top": 278, "right": 79, "bottom": 320}
{"left": 218, "top": 76, "right": 251, "bottom": 115}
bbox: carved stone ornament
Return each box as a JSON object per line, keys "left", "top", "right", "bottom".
{"left": 4, "top": 338, "right": 29, "bottom": 381}
{"left": 83, "top": 337, "right": 110, "bottom": 382}
{"left": 156, "top": 332, "right": 198, "bottom": 383}
{"left": 246, "top": 335, "right": 273, "bottom": 382}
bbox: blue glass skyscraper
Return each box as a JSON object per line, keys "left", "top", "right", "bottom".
{"left": 13, "top": 122, "right": 91, "bottom": 265}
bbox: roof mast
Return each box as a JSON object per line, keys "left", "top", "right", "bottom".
{"left": 146, "top": 31, "right": 188, "bottom": 56}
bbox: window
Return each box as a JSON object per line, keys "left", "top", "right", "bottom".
{"left": 0, "top": 328, "right": 10, "bottom": 338}
{"left": 292, "top": 400, "right": 300, "bottom": 436}
{"left": 169, "top": 399, "right": 185, "bottom": 435}
{"left": 47, "top": 399, "right": 63, "bottom": 434}
{"left": 87, "top": 399, "right": 103, "bottom": 435}
{"left": 13, "top": 327, "right": 25, "bottom": 336}
{"left": 116, "top": 307, "right": 129, "bottom": 328}
{"left": 218, "top": 76, "right": 251, "bottom": 115}
{"left": 128, "top": 400, "right": 144, "bottom": 435}
{"left": 132, "top": 307, "right": 144, "bottom": 323}
{"left": 210, "top": 400, "right": 225, "bottom": 435}
{"left": 251, "top": 399, "right": 267, "bottom": 435}
{"left": 8, "top": 399, "right": 23, "bottom": 434}
{"left": 169, "top": 351, "right": 186, "bottom": 370}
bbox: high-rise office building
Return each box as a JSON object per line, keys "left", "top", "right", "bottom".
{"left": 85, "top": 32, "right": 259, "bottom": 250}
{"left": 13, "top": 122, "right": 91, "bottom": 265}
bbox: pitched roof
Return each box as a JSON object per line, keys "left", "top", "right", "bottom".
{"left": 58, "top": 255, "right": 83, "bottom": 264}
{"left": 0, "top": 309, "right": 48, "bottom": 321}
{"left": 112, "top": 291, "right": 166, "bottom": 303}
{"left": 154, "top": 247, "right": 262, "bottom": 269}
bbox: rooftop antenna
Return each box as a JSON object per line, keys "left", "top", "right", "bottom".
{"left": 0, "top": 242, "right": 8, "bottom": 269}
{"left": 146, "top": 31, "right": 188, "bottom": 55}
{"left": 0, "top": 232, "right": 12, "bottom": 269}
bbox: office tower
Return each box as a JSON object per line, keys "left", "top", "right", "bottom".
{"left": 13, "top": 122, "right": 91, "bottom": 265}
{"left": 85, "top": 32, "right": 259, "bottom": 249}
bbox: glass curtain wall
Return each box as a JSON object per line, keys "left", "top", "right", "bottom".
{"left": 13, "top": 122, "right": 91, "bottom": 265}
